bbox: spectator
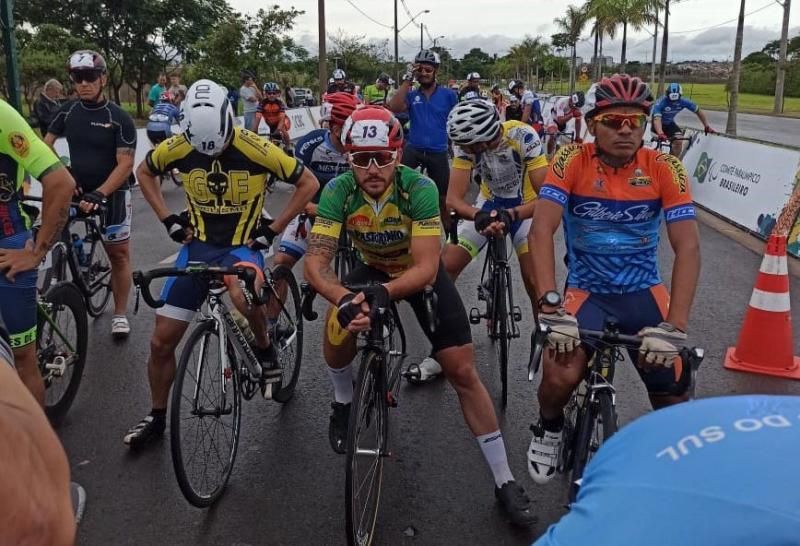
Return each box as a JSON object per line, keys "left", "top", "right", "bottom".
{"left": 459, "top": 72, "right": 482, "bottom": 101}
{"left": 147, "top": 73, "right": 167, "bottom": 108}
{"left": 490, "top": 84, "right": 508, "bottom": 120}
{"left": 239, "top": 71, "right": 261, "bottom": 130}
{"left": 284, "top": 82, "right": 295, "bottom": 108}
{"left": 362, "top": 73, "right": 391, "bottom": 105}
{"left": 32, "top": 79, "right": 64, "bottom": 138}
{"left": 227, "top": 84, "right": 240, "bottom": 116}
{"left": 167, "top": 73, "right": 187, "bottom": 105}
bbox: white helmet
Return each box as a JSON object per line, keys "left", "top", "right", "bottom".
{"left": 180, "top": 79, "right": 234, "bottom": 156}
{"left": 447, "top": 99, "right": 500, "bottom": 146}
{"left": 332, "top": 68, "right": 346, "bottom": 81}
{"left": 467, "top": 72, "right": 481, "bottom": 81}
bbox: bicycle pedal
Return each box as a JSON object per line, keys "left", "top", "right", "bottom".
{"left": 469, "top": 307, "right": 482, "bottom": 325}
{"left": 261, "top": 382, "right": 274, "bottom": 400}
{"left": 512, "top": 306, "right": 523, "bottom": 322}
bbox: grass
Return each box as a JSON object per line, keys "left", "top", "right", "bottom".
{"left": 540, "top": 81, "right": 800, "bottom": 117}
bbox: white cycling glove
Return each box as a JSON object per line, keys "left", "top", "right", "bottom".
{"left": 540, "top": 309, "right": 580, "bottom": 353}
{"left": 638, "top": 322, "right": 686, "bottom": 365}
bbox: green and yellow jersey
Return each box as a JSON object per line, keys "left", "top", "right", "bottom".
{"left": 312, "top": 166, "right": 441, "bottom": 277}
{"left": 146, "top": 127, "right": 303, "bottom": 247}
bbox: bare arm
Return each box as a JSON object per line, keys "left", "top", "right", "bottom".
{"left": 513, "top": 166, "right": 547, "bottom": 220}
{"left": 268, "top": 167, "right": 319, "bottom": 232}
{"left": 445, "top": 167, "right": 479, "bottom": 219}
{"left": 43, "top": 132, "right": 57, "bottom": 153}
{"left": 384, "top": 235, "right": 440, "bottom": 300}
{"left": 96, "top": 149, "right": 134, "bottom": 196}
{"left": 696, "top": 110, "right": 711, "bottom": 128}
{"left": 304, "top": 232, "right": 351, "bottom": 304}
{"left": 653, "top": 116, "right": 664, "bottom": 135}
{"left": 35, "top": 166, "right": 75, "bottom": 257}
{"left": 529, "top": 199, "right": 563, "bottom": 303}
{"left": 387, "top": 80, "right": 411, "bottom": 113}
{"left": 665, "top": 220, "right": 701, "bottom": 331}
{"left": 136, "top": 160, "right": 172, "bottom": 221}
{"left": 522, "top": 103, "right": 532, "bottom": 124}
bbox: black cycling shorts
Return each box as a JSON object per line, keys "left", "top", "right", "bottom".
{"left": 331, "top": 262, "right": 472, "bottom": 354}
{"left": 653, "top": 121, "right": 683, "bottom": 138}
{"left": 146, "top": 129, "right": 169, "bottom": 146}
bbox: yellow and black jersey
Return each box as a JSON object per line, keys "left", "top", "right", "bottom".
{"left": 146, "top": 127, "right": 303, "bottom": 247}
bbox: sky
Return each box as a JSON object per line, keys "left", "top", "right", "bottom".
{"left": 229, "top": 0, "right": 800, "bottom": 63}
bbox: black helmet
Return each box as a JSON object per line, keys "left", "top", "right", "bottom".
{"left": 570, "top": 91, "right": 586, "bottom": 108}
{"left": 414, "top": 49, "right": 440, "bottom": 67}
{"left": 378, "top": 73, "right": 390, "bottom": 84}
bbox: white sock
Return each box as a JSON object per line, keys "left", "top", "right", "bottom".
{"left": 327, "top": 364, "right": 354, "bottom": 404}
{"left": 477, "top": 430, "right": 515, "bottom": 488}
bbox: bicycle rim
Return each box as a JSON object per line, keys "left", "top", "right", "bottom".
{"left": 345, "top": 351, "right": 387, "bottom": 546}
{"left": 171, "top": 320, "right": 242, "bottom": 507}
{"left": 493, "top": 271, "right": 509, "bottom": 407}
{"left": 568, "top": 389, "right": 616, "bottom": 504}
{"left": 84, "top": 231, "right": 112, "bottom": 317}
{"left": 270, "top": 266, "right": 304, "bottom": 403}
{"left": 38, "top": 282, "right": 88, "bottom": 426}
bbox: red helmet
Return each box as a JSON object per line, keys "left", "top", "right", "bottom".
{"left": 587, "top": 74, "right": 653, "bottom": 118}
{"left": 341, "top": 106, "right": 403, "bottom": 152}
{"left": 321, "top": 92, "right": 361, "bottom": 127}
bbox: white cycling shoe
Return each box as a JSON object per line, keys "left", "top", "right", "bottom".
{"left": 111, "top": 315, "right": 130, "bottom": 338}
{"left": 527, "top": 424, "right": 562, "bottom": 484}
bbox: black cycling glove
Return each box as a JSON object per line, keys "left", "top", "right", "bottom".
{"left": 162, "top": 214, "right": 192, "bottom": 243}
{"left": 473, "top": 210, "right": 494, "bottom": 232}
{"left": 336, "top": 293, "right": 361, "bottom": 329}
{"left": 81, "top": 190, "right": 107, "bottom": 210}
{"left": 250, "top": 223, "right": 279, "bottom": 251}
{"left": 362, "top": 284, "right": 390, "bottom": 312}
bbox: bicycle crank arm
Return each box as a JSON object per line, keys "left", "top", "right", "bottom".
{"left": 191, "top": 406, "right": 233, "bottom": 417}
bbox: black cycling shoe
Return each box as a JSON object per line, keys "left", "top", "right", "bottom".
{"left": 123, "top": 415, "right": 165, "bottom": 450}
{"left": 495, "top": 480, "right": 537, "bottom": 527}
{"left": 329, "top": 402, "right": 351, "bottom": 454}
{"left": 255, "top": 343, "right": 279, "bottom": 368}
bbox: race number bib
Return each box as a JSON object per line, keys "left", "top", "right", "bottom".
{"left": 348, "top": 119, "right": 390, "bottom": 148}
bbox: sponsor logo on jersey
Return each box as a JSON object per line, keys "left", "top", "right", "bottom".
{"left": 90, "top": 122, "right": 112, "bottom": 129}
{"left": 415, "top": 218, "right": 440, "bottom": 230}
{"left": 665, "top": 204, "right": 696, "bottom": 222}
{"left": 8, "top": 132, "right": 29, "bottom": 158}
{"left": 354, "top": 230, "right": 405, "bottom": 245}
{"left": 382, "top": 216, "right": 402, "bottom": 225}
{"left": 628, "top": 176, "right": 652, "bottom": 187}
{"left": 0, "top": 173, "right": 15, "bottom": 202}
{"left": 551, "top": 144, "right": 582, "bottom": 179}
{"left": 572, "top": 201, "right": 657, "bottom": 223}
{"left": 656, "top": 153, "right": 688, "bottom": 194}
{"left": 348, "top": 214, "right": 372, "bottom": 227}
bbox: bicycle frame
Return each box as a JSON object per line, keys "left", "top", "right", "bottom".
{"left": 473, "top": 233, "right": 521, "bottom": 340}
{"left": 37, "top": 299, "right": 78, "bottom": 377}
{"left": 56, "top": 215, "right": 111, "bottom": 299}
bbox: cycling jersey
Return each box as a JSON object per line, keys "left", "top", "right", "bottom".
{"left": 311, "top": 166, "right": 441, "bottom": 277}
{"left": 362, "top": 84, "right": 389, "bottom": 105}
{"left": 521, "top": 90, "right": 544, "bottom": 126}
{"left": 452, "top": 120, "right": 547, "bottom": 203}
{"left": 539, "top": 143, "right": 696, "bottom": 294}
{"left": 651, "top": 96, "right": 699, "bottom": 126}
{"left": 256, "top": 98, "right": 286, "bottom": 129}
{"left": 405, "top": 84, "right": 458, "bottom": 153}
{"left": 146, "top": 127, "right": 303, "bottom": 247}
{"left": 458, "top": 87, "right": 482, "bottom": 101}
{"left": 146, "top": 101, "right": 180, "bottom": 134}
{"left": 47, "top": 98, "right": 137, "bottom": 191}
{"left": 293, "top": 129, "right": 349, "bottom": 193}
{"left": 0, "top": 100, "right": 62, "bottom": 240}
{"left": 547, "top": 97, "right": 576, "bottom": 128}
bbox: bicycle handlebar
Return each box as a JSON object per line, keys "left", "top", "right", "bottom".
{"left": 23, "top": 195, "right": 107, "bottom": 216}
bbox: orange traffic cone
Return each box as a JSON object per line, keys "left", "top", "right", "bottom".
{"left": 724, "top": 234, "right": 800, "bottom": 379}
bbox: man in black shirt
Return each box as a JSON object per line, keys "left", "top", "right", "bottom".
{"left": 45, "top": 50, "right": 137, "bottom": 338}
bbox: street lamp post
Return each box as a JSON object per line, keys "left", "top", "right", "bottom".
{"left": 394, "top": 7, "right": 429, "bottom": 77}
{"left": 433, "top": 35, "right": 445, "bottom": 48}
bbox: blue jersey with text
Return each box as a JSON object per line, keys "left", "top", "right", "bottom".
{"left": 294, "top": 128, "right": 349, "bottom": 202}
{"left": 651, "top": 97, "right": 699, "bottom": 125}
{"left": 405, "top": 84, "right": 458, "bottom": 153}
{"left": 147, "top": 101, "right": 180, "bottom": 133}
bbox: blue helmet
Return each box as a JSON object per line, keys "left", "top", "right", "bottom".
{"left": 263, "top": 82, "right": 279, "bottom": 93}
{"left": 667, "top": 83, "right": 682, "bottom": 101}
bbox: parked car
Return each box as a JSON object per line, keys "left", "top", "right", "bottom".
{"left": 292, "top": 88, "right": 315, "bottom": 106}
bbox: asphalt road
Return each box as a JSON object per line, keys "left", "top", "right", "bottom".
{"left": 57, "top": 182, "right": 800, "bottom": 546}
{"left": 678, "top": 108, "right": 800, "bottom": 149}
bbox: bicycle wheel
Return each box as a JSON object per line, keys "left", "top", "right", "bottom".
{"left": 568, "top": 389, "right": 616, "bottom": 503}
{"left": 171, "top": 320, "right": 242, "bottom": 507}
{"left": 493, "top": 269, "right": 510, "bottom": 408}
{"left": 40, "top": 244, "right": 66, "bottom": 293}
{"left": 83, "top": 229, "right": 112, "bottom": 317}
{"left": 270, "top": 265, "right": 304, "bottom": 403}
{"left": 345, "top": 350, "right": 388, "bottom": 546}
{"left": 37, "top": 282, "right": 88, "bottom": 426}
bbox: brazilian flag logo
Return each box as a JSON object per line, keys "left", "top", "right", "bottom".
{"left": 693, "top": 152, "right": 712, "bottom": 184}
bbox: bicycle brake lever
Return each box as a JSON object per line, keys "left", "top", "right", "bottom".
{"left": 134, "top": 285, "right": 141, "bottom": 315}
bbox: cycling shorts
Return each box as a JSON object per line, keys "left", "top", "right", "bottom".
{"left": 157, "top": 239, "right": 265, "bottom": 323}
{"left": 102, "top": 189, "right": 132, "bottom": 244}
{"left": 0, "top": 232, "right": 38, "bottom": 348}
{"left": 546, "top": 121, "right": 568, "bottom": 134}
{"left": 564, "top": 284, "right": 685, "bottom": 394}
{"left": 326, "top": 262, "right": 472, "bottom": 353}
{"left": 278, "top": 214, "right": 313, "bottom": 260}
{"left": 146, "top": 129, "right": 171, "bottom": 146}
{"left": 456, "top": 195, "right": 530, "bottom": 258}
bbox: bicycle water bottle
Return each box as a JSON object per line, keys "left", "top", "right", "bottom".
{"left": 71, "top": 234, "right": 88, "bottom": 267}
{"left": 230, "top": 309, "right": 256, "bottom": 346}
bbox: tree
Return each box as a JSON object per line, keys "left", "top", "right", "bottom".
{"left": 726, "top": 0, "right": 746, "bottom": 135}
{"left": 328, "top": 30, "right": 393, "bottom": 86}
{"left": 507, "top": 37, "right": 549, "bottom": 87}
{"left": 616, "top": 0, "right": 663, "bottom": 73}
{"left": 586, "top": 0, "right": 618, "bottom": 79}
{"left": 554, "top": 4, "right": 588, "bottom": 93}
{"left": 460, "top": 47, "right": 494, "bottom": 79}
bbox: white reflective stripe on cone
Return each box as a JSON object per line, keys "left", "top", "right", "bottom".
{"left": 749, "top": 289, "right": 791, "bottom": 313}
{"left": 759, "top": 254, "right": 789, "bottom": 276}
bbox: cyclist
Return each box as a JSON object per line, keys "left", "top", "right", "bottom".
{"left": 508, "top": 80, "right": 544, "bottom": 136}
{"left": 303, "top": 106, "right": 536, "bottom": 526}
{"left": 527, "top": 74, "right": 700, "bottom": 484}
{"left": 362, "top": 73, "right": 392, "bottom": 105}
{"left": 326, "top": 68, "right": 356, "bottom": 95}
{"left": 124, "top": 80, "right": 318, "bottom": 449}
{"left": 459, "top": 72, "right": 482, "bottom": 101}
{"left": 505, "top": 94, "right": 522, "bottom": 121}
{"left": 490, "top": 84, "right": 508, "bottom": 119}
{"left": 146, "top": 91, "right": 180, "bottom": 146}
{"left": 253, "top": 82, "right": 292, "bottom": 150}
{"left": 652, "top": 82, "right": 716, "bottom": 156}
{"left": 545, "top": 91, "right": 585, "bottom": 157}
{"left": 0, "top": 100, "right": 74, "bottom": 404}
{"left": 275, "top": 92, "right": 359, "bottom": 271}
{"left": 44, "top": 49, "right": 137, "bottom": 338}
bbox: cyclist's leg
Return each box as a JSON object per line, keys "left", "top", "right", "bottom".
{"left": 441, "top": 197, "right": 488, "bottom": 280}
{"left": 400, "top": 143, "right": 424, "bottom": 170}
{"left": 511, "top": 218, "right": 537, "bottom": 302}
{"left": 546, "top": 123, "right": 558, "bottom": 156}
{"left": 421, "top": 150, "right": 452, "bottom": 230}
{"left": 102, "top": 189, "right": 133, "bottom": 320}
{"left": 221, "top": 246, "right": 270, "bottom": 349}
{"left": 664, "top": 122, "right": 684, "bottom": 155}
{"left": 274, "top": 213, "right": 307, "bottom": 270}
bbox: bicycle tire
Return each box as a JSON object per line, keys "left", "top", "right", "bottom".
{"left": 390, "top": 303, "right": 407, "bottom": 356}
{"left": 83, "top": 229, "right": 112, "bottom": 317}
{"left": 270, "top": 265, "right": 304, "bottom": 403}
{"left": 40, "top": 244, "right": 66, "bottom": 293}
{"left": 568, "top": 389, "right": 616, "bottom": 503}
{"left": 345, "top": 350, "right": 388, "bottom": 546}
{"left": 38, "top": 282, "right": 88, "bottom": 426}
{"left": 493, "top": 268, "right": 509, "bottom": 408}
{"left": 171, "top": 320, "right": 242, "bottom": 507}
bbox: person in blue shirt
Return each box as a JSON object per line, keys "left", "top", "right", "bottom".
{"left": 652, "top": 82, "right": 715, "bottom": 155}
{"left": 145, "top": 92, "right": 180, "bottom": 146}
{"left": 387, "top": 49, "right": 458, "bottom": 226}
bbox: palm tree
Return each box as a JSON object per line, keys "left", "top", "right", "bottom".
{"left": 554, "top": 4, "right": 588, "bottom": 93}
{"left": 586, "top": 0, "right": 618, "bottom": 79}
{"left": 726, "top": 0, "right": 746, "bottom": 135}
{"left": 617, "top": 0, "right": 663, "bottom": 72}
{"left": 509, "top": 36, "right": 550, "bottom": 88}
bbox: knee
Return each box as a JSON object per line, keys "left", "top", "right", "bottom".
{"left": 442, "top": 352, "right": 480, "bottom": 391}
{"left": 274, "top": 253, "right": 296, "bottom": 268}
{"left": 150, "top": 331, "right": 179, "bottom": 359}
{"left": 107, "top": 245, "right": 129, "bottom": 263}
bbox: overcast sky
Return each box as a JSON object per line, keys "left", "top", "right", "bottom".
{"left": 229, "top": 0, "right": 799, "bottom": 62}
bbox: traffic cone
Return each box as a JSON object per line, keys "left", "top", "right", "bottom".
{"left": 724, "top": 234, "right": 800, "bottom": 379}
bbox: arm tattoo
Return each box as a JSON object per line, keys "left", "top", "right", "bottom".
{"left": 306, "top": 232, "right": 338, "bottom": 259}
{"left": 39, "top": 206, "right": 68, "bottom": 254}
{"left": 117, "top": 147, "right": 136, "bottom": 157}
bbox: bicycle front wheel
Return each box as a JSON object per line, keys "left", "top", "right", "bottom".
{"left": 171, "top": 320, "right": 242, "bottom": 507}
{"left": 345, "top": 350, "right": 388, "bottom": 546}
{"left": 492, "top": 270, "right": 510, "bottom": 408}
{"left": 568, "top": 389, "right": 616, "bottom": 503}
{"left": 83, "top": 230, "right": 112, "bottom": 317}
{"left": 38, "top": 282, "right": 88, "bottom": 426}
{"left": 270, "top": 265, "right": 303, "bottom": 403}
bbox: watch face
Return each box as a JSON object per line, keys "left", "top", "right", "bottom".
{"left": 543, "top": 291, "right": 562, "bottom": 307}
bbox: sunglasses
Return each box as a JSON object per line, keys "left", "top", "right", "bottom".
{"left": 594, "top": 112, "right": 648, "bottom": 130}
{"left": 349, "top": 150, "right": 397, "bottom": 169}
{"left": 70, "top": 70, "right": 101, "bottom": 84}
{"left": 416, "top": 66, "right": 435, "bottom": 74}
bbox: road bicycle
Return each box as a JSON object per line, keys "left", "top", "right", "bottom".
{"left": 651, "top": 135, "right": 693, "bottom": 157}
{"left": 547, "top": 130, "right": 575, "bottom": 160}
{"left": 133, "top": 263, "right": 303, "bottom": 507}
{"left": 528, "top": 314, "right": 704, "bottom": 504}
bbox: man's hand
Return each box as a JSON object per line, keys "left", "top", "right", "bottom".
{"left": 574, "top": 136, "right": 584, "bottom": 144}
{"left": 638, "top": 322, "right": 686, "bottom": 366}
{"left": 162, "top": 214, "right": 193, "bottom": 244}
{"left": 704, "top": 125, "right": 716, "bottom": 135}
{"left": 475, "top": 209, "right": 512, "bottom": 237}
{"left": 540, "top": 308, "right": 580, "bottom": 353}
{"left": 304, "top": 203, "right": 318, "bottom": 216}
{"left": 79, "top": 189, "right": 107, "bottom": 214}
{"left": 403, "top": 64, "right": 416, "bottom": 83}
{"left": 361, "top": 284, "right": 390, "bottom": 311}
{"left": 336, "top": 292, "right": 371, "bottom": 333}
{"left": 0, "top": 239, "right": 44, "bottom": 281}
{"left": 249, "top": 223, "right": 279, "bottom": 251}
{"left": 571, "top": 108, "right": 582, "bottom": 119}
{"left": 657, "top": 132, "right": 669, "bottom": 142}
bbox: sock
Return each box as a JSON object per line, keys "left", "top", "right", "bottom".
{"left": 477, "top": 430, "right": 514, "bottom": 488}
{"left": 149, "top": 408, "right": 166, "bottom": 427}
{"left": 327, "top": 364, "right": 354, "bottom": 404}
{"left": 541, "top": 413, "right": 564, "bottom": 433}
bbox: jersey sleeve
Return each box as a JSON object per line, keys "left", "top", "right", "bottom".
{"left": 144, "top": 137, "right": 177, "bottom": 175}
{"left": 651, "top": 98, "right": 666, "bottom": 118}
{"left": 654, "top": 153, "right": 696, "bottom": 224}
{"left": 115, "top": 110, "right": 138, "bottom": 151}
{"left": 410, "top": 176, "right": 441, "bottom": 237}
{"left": 237, "top": 129, "right": 303, "bottom": 184}
{"left": 540, "top": 144, "right": 583, "bottom": 208}
{"left": 518, "top": 124, "right": 548, "bottom": 170}
{"left": 46, "top": 102, "right": 70, "bottom": 137}
{"left": 451, "top": 145, "right": 475, "bottom": 171}
{"left": 682, "top": 98, "right": 700, "bottom": 113}
{"left": 311, "top": 174, "right": 350, "bottom": 240}
{"left": 0, "top": 100, "right": 61, "bottom": 179}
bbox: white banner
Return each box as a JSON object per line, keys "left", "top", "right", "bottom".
{"left": 682, "top": 133, "right": 800, "bottom": 236}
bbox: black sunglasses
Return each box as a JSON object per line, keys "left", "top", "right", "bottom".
{"left": 70, "top": 70, "right": 101, "bottom": 84}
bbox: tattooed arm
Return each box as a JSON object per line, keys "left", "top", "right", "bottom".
{"left": 95, "top": 147, "right": 135, "bottom": 197}
{"left": 303, "top": 231, "right": 352, "bottom": 305}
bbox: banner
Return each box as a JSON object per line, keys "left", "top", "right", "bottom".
{"left": 681, "top": 133, "right": 800, "bottom": 239}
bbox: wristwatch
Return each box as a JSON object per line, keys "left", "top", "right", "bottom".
{"left": 538, "top": 290, "right": 562, "bottom": 310}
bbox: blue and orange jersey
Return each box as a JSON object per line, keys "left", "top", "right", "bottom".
{"left": 539, "top": 143, "right": 696, "bottom": 294}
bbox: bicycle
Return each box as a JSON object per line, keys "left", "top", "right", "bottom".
{"left": 132, "top": 263, "right": 303, "bottom": 507}
{"left": 651, "top": 135, "right": 692, "bottom": 157}
{"left": 546, "top": 130, "right": 575, "bottom": 160}
{"left": 26, "top": 196, "right": 112, "bottom": 317}
{"left": 528, "top": 314, "right": 704, "bottom": 504}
